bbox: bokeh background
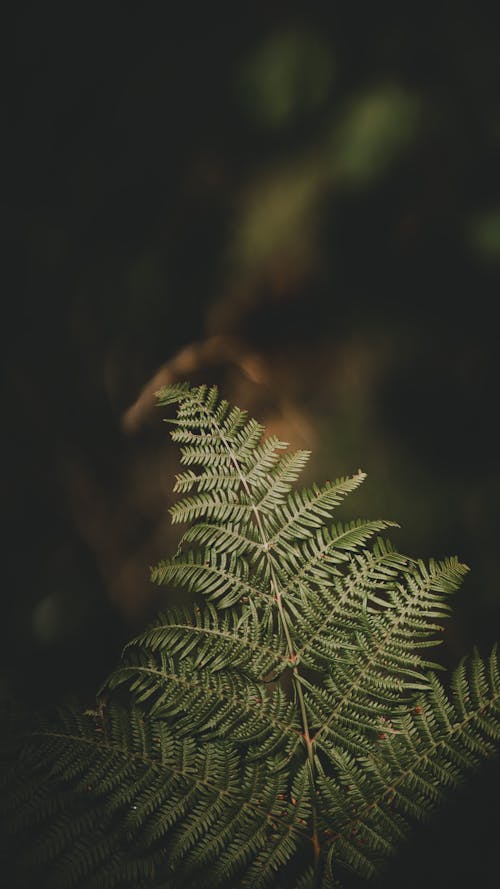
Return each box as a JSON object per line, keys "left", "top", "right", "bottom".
{"left": 3, "top": 3, "right": 500, "bottom": 886}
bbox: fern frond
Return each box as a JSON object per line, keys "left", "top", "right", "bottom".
{"left": 2, "top": 703, "right": 297, "bottom": 888}
{"left": 121, "top": 603, "right": 285, "bottom": 677}
{"left": 3, "top": 381, "right": 499, "bottom": 889}
{"left": 263, "top": 474, "right": 367, "bottom": 547}
{"left": 151, "top": 548, "right": 270, "bottom": 607}
{"left": 169, "top": 490, "right": 252, "bottom": 524}
{"left": 314, "top": 646, "right": 500, "bottom": 880}
{"left": 278, "top": 519, "right": 399, "bottom": 592}
{"left": 102, "top": 650, "right": 299, "bottom": 756}
{"left": 289, "top": 538, "right": 410, "bottom": 665}
{"left": 181, "top": 521, "right": 262, "bottom": 556}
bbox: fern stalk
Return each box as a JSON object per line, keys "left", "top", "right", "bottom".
{"left": 182, "top": 386, "right": 322, "bottom": 878}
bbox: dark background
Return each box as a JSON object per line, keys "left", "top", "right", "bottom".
{"left": 2, "top": 2, "right": 500, "bottom": 886}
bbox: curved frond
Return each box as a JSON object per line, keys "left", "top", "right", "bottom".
{"left": 315, "top": 646, "right": 500, "bottom": 879}
{"left": 151, "top": 548, "right": 265, "bottom": 608}
{"left": 2, "top": 381, "right": 499, "bottom": 889}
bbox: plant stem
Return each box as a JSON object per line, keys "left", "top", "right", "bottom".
{"left": 202, "top": 401, "right": 321, "bottom": 882}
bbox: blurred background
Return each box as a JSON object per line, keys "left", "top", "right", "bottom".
{"left": 2, "top": 2, "right": 500, "bottom": 885}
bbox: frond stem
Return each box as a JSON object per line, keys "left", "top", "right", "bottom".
{"left": 197, "top": 394, "right": 322, "bottom": 882}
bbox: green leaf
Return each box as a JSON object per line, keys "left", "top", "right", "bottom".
{"left": 2, "top": 382, "right": 498, "bottom": 889}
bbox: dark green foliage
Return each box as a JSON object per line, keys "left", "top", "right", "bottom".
{"left": 2, "top": 383, "right": 500, "bottom": 888}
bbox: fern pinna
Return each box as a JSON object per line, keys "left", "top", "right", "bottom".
{"left": 2, "top": 382, "right": 500, "bottom": 888}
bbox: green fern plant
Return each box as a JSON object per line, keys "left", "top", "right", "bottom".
{"left": 2, "top": 382, "right": 499, "bottom": 889}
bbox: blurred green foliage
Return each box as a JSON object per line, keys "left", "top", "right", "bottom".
{"left": 239, "top": 27, "right": 335, "bottom": 129}
{"left": 467, "top": 208, "right": 500, "bottom": 259}
{"left": 330, "top": 86, "right": 420, "bottom": 185}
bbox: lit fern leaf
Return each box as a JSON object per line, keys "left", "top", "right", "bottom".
{"left": 2, "top": 382, "right": 499, "bottom": 889}
{"left": 181, "top": 521, "right": 262, "bottom": 557}
{"left": 120, "top": 604, "right": 286, "bottom": 678}
{"left": 248, "top": 449, "right": 312, "bottom": 512}
{"left": 169, "top": 489, "right": 258, "bottom": 524}
{"left": 173, "top": 467, "right": 242, "bottom": 494}
{"left": 278, "top": 519, "right": 398, "bottom": 586}
{"left": 264, "top": 474, "right": 367, "bottom": 546}
{"left": 151, "top": 549, "right": 263, "bottom": 607}
{"left": 289, "top": 539, "right": 410, "bottom": 667}
{"left": 103, "top": 648, "right": 299, "bottom": 757}
{"left": 294, "top": 558, "right": 467, "bottom": 761}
